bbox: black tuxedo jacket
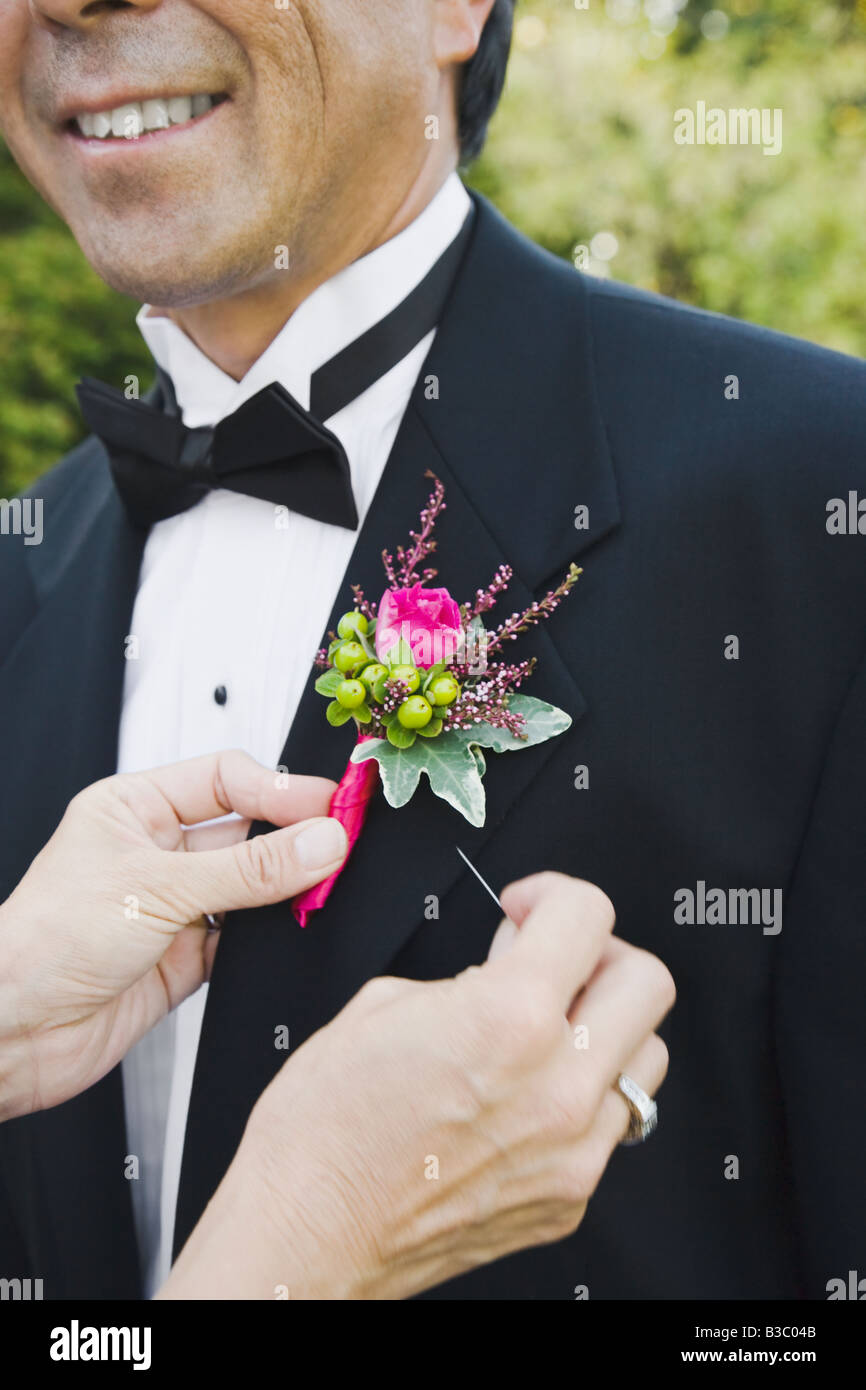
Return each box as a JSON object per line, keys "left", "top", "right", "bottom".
{"left": 1, "top": 192, "right": 865, "bottom": 1301}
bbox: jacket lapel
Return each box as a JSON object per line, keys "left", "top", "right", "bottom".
{"left": 174, "top": 193, "right": 620, "bottom": 1254}
{"left": 0, "top": 443, "right": 145, "bottom": 1297}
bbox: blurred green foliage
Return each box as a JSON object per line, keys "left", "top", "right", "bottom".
{"left": 2, "top": 0, "right": 865, "bottom": 494}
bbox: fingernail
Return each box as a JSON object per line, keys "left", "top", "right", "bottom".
{"left": 295, "top": 818, "right": 347, "bottom": 869}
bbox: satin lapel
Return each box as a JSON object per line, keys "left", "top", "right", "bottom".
{"left": 175, "top": 195, "right": 620, "bottom": 1253}
{"left": 0, "top": 445, "right": 144, "bottom": 1297}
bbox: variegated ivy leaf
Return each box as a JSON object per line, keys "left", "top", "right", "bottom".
{"left": 350, "top": 693, "right": 572, "bottom": 826}
{"left": 449, "top": 694, "right": 572, "bottom": 755}
{"left": 351, "top": 734, "right": 486, "bottom": 826}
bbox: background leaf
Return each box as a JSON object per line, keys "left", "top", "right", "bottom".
{"left": 314, "top": 669, "right": 343, "bottom": 697}
{"left": 326, "top": 700, "right": 352, "bottom": 727}
{"left": 7, "top": 2, "right": 857, "bottom": 492}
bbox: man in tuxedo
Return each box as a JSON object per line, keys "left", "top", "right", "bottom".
{"left": 0, "top": 0, "right": 863, "bottom": 1301}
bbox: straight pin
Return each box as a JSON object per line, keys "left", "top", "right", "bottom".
{"left": 456, "top": 845, "right": 504, "bottom": 912}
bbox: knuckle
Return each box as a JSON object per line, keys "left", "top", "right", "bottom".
{"left": 559, "top": 1074, "right": 598, "bottom": 1137}
{"left": 541, "top": 1201, "right": 589, "bottom": 1247}
{"left": 530, "top": 868, "right": 572, "bottom": 897}
{"left": 501, "top": 868, "right": 562, "bottom": 901}
{"left": 542, "top": 873, "right": 615, "bottom": 926}
{"left": 638, "top": 952, "right": 677, "bottom": 1013}
{"left": 506, "top": 978, "right": 561, "bottom": 1051}
{"left": 532, "top": 1197, "right": 588, "bottom": 1247}
{"left": 461, "top": 983, "right": 515, "bottom": 1056}
{"left": 555, "top": 1201, "right": 589, "bottom": 1241}
{"left": 354, "top": 975, "right": 407, "bottom": 1010}
{"left": 647, "top": 1032, "right": 670, "bottom": 1087}
{"left": 239, "top": 833, "right": 284, "bottom": 896}
{"left": 556, "top": 1148, "right": 606, "bottom": 1207}
{"left": 456, "top": 979, "right": 558, "bottom": 1099}
{"left": 576, "top": 1137, "right": 611, "bottom": 1199}
{"left": 68, "top": 775, "right": 113, "bottom": 814}
{"left": 215, "top": 748, "right": 255, "bottom": 805}
{"left": 577, "top": 879, "right": 616, "bottom": 931}
{"left": 549, "top": 877, "right": 618, "bottom": 945}
{"left": 106, "top": 771, "right": 139, "bottom": 801}
{"left": 62, "top": 788, "right": 91, "bottom": 823}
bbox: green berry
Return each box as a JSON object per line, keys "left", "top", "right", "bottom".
{"left": 391, "top": 663, "right": 421, "bottom": 693}
{"left": 334, "top": 641, "right": 366, "bottom": 674}
{"left": 428, "top": 673, "right": 461, "bottom": 706}
{"left": 336, "top": 679, "right": 366, "bottom": 709}
{"left": 397, "top": 695, "right": 433, "bottom": 729}
{"left": 359, "top": 662, "right": 388, "bottom": 692}
{"left": 337, "top": 610, "right": 369, "bottom": 640}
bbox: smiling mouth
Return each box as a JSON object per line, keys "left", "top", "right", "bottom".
{"left": 67, "top": 92, "right": 229, "bottom": 141}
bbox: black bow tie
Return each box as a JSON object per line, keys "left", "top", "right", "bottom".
{"left": 76, "top": 204, "right": 475, "bottom": 532}
{"left": 77, "top": 373, "right": 359, "bottom": 531}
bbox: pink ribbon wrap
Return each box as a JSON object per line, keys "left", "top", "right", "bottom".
{"left": 291, "top": 734, "right": 380, "bottom": 927}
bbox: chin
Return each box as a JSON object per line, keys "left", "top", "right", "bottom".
{"left": 79, "top": 226, "right": 268, "bottom": 308}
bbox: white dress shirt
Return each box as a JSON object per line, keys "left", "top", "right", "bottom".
{"left": 118, "top": 172, "right": 471, "bottom": 1297}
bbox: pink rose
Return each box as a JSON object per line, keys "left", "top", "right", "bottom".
{"left": 375, "top": 583, "right": 463, "bottom": 669}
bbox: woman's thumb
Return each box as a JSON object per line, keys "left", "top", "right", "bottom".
{"left": 161, "top": 816, "right": 349, "bottom": 917}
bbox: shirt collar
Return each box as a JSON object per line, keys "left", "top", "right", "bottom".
{"left": 137, "top": 172, "right": 471, "bottom": 429}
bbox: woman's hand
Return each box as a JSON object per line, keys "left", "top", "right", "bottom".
{"left": 162, "top": 872, "right": 674, "bottom": 1301}
{"left": 0, "top": 751, "right": 347, "bottom": 1120}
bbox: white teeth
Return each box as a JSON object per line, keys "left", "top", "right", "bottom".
{"left": 141, "top": 98, "right": 170, "bottom": 131}
{"left": 112, "top": 103, "right": 143, "bottom": 138}
{"left": 74, "top": 93, "right": 217, "bottom": 140}
{"left": 167, "top": 95, "right": 192, "bottom": 125}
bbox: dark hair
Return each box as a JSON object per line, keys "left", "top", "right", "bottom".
{"left": 457, "top": 0, "right": 516, "bottom": 165}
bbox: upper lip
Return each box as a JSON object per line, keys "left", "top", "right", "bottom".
{"left": 55, "top": 87, "right": 226, "bottom": 127}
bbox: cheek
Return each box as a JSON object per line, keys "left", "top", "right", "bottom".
{"left": 209, "top": 4, "right": 329, "bottom": 161}
{"left": 0, "top": 113, "right": 58, "bottom": 216}
{"left": 294, "top": 0, "right": 433, "bottom": 143}
{"left": 0, "top": 8, "right": 31, "bottom": 138}
{"left": 203, "top": 1, "right": 430, "bottom": 168}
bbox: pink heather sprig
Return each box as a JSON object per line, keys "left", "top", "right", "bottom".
{"left": 381, "top": 676, "right": 411, "bottom": 713}
{"left": 487, "top": 656, "right": 537, "bottom": 690}
{"left": 382, "top": 470, "right": 446, "bottom": 590}
{"left": 443, "top": 658, "right": 538, "bottom": 738}
{"left": 313, "top": 647, "right": 330, "bottom": 669}
{"left": 381, "top": 547, "right": 398, "bottom": 589}
{"left": 465, "top": 563, "right": 513, "bottom": 620}
{"left": 349, "top": 584, "right": 378, "bottom": 622}
{"left": 485, "top": 563, "right": 582, "bottom": 657}
{"left": 450, "top": 649, "right": 537, "bottom": 684}
{"left": 444, "top": 694, "right": 526, "bottom": 740}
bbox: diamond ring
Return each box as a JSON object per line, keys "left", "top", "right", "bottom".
{"left": 616, "top": 1073, "right": 658, "bottom": 1145}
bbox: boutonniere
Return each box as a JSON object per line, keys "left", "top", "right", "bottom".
{"left": 291, "top": 472, "right": 581, "bottom": 925}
